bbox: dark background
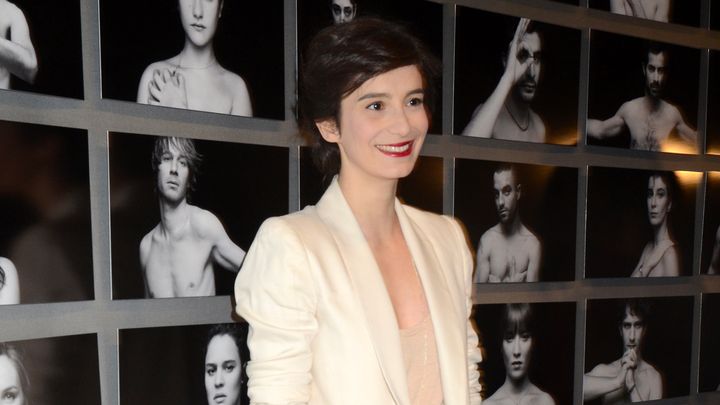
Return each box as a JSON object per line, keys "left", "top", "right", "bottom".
{"left": 454, "top": 159, "right": 578, "bottom": 282}
{"left": 702, "top": 172, "right": 720, "bottom": 273}
{"left": 100, "top": 0, "right": 285, "bottom": 119}
{"left": 588, "top": 30, "right": 700, "bottom": 152}
{"left": 120, "top": 323, "right": 249, "bottom": 405}
{"left": 454, "top": 7, "right": 581, "bottom": 145}
{"left": 700, "top": 293, "right": 720, "bottom": 392}
{"left": 707, "top": 51, "right": 719, "bottom": 155}
{"left": 297, "top": 0, "right": 444, "bottom": 135}
{"left": 109, "top": 132, "right": 288, "bottom": 299}
{"left": 585, "top": 296, "right": 694, "bottom": 401}
{"left": 589, "top": 0, "right": 701, "bottom": 26}
{"left": 473, "top": 302, "right": 576, "bottom": 405}
{"left": 713, "top": 1, "right": 720, "bottom": 30}
{"left": 0, "top": 120, "right": 93, "bottom": 303}
{"left": 7, "top": 0, "right": 83, "bottom": 98}
{"left": 585, "top": 166, "right": 698, "bottom": 278}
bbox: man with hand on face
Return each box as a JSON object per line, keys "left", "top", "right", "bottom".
{"left": 0, "top": 0, "right": 38, "bottom": 89}
{"left": 462, "top": 18, "right": 546, "bottom": 143}
{"left": 587, "top": 44, "right": 696, "bottom": 151}
{"left": 583, "top": 300, "right": 663, "bottom": 403}
{"left": 329, "top": 0, "right": 357, "bottom": 24}
{"left": 140, "top": 137, "right": 246, "bottom": 298}
{"left": 475, "top": 165, "right": 541, "bottom": 283}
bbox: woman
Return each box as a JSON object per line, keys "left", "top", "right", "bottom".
{"left": 0, "top": 343, "right": 28, "bottom": 405}
{"left": 234, "top": 18, "right": 481, "bottom": 405}
{"left": 137, "top": 0, "right": 252, "bottom": 116}
{"left": 484, "top": 304, "right": 554, "bottom": 405}
{"left": 630, "top": 173, "right": 679, "bottom": 277}
{"left": 204, "top": 324, "right": 245, "bottom": 405}
{"left": 0, "top": 258, "right": 19, "bottom": 305}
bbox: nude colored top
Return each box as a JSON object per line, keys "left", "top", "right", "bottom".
{"left": 400, "top": 315, "right": 443, "bottom": 405}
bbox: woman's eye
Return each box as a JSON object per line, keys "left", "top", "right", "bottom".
{"left": 366, "top": 101, "right": 383, "bottom": 111}
{"left": 407, "top": 97, "right": 424, "bottom": 107}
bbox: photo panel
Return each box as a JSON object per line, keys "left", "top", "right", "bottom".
{"left": 299, "top": 147, "right": 443, "bottom": 213}
{"left": 297, "top": 0, "right": 444, "bottom": 134}
{"left": 454, "top": 7, "right": 581, "bottom": 145}
{"left": 702, "top": 172, "right": 720, "bottom": 274}
{"left": 584, "top": 296, "right": 693, "bottom": 402}
{"left": 473, "top": 302, "right": 575, "bottom": 404}
{"left": 455, "top": 159, "right": 578, "bottom": 282}
{"left": 100, "top": 0, "right": 284, "bottom": 119}
{"left": 120, "top": 323, "right": 248, "bottom": 405}
{"left": 0, "top": 334, "right": 101, "bottom": 405}
{"left": 700, "top": 293, "right": 720, "bottom": 392}
{"left": 0, "top": 120, "right": 93, "bottom": 305}
{"left": 588, "top": 30, "right": 701, "bottom": 154}
{"left": 109, "top": 132, "right": 288, "bottom": 299}
{"left": 588, "top": 0, "right": 701, "bottom": 26}
{"left": 1, "top": 0, "right": 84, "bottom": 98}
{"left": 707, "top": 51, "right": 720, "bottom": 155}
{"left": 586, "top": 167, "right": 699, "bottom": 278}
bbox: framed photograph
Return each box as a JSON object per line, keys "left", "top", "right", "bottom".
{"left": 0, "top": 0, "right": 83, "bottom": 98}
{"left": 585, "top": 167, "right": 699, "bottom": 278}
{"left": 299, "top": 147, "right": 443, "bottom": 214}
{"left": 0, "top": 120, "right": 92, "bottom": 305}
{"left": 297, "top": 0, "right": 444, "bottom": 134}
{"left": 473, "top": 302, "right": 575, "bottom": 404}
{"left": 587, "top": 30, "right": 700, "bottom": 154}
{"left": 700, "top": 293, "right": 720, "bottom": 392}
{"left": 120, "top": 323, "right": 248, "bottom": 405}
{"left": 454, "top": 159, "right": 578, "bottom": 282}
{"left": 0, "top": 334, "right": 100, "bottom": 405}
{"left": 707, "top": 51, "right": 720, "bottom": 155}
{"left": 584, "top": 296, "right": 693, "bottom": 402}
{"left": 454, "top": 7, "right": 581, "bottom": 145}
{"left": 100, "top": 0, "right": 284, "bottom": 119}
{"left": 109, "top": 132, "right": 288, "bottom": 299}
{"left": 588, "top": 0, "right": 701, "bottom": 26}
{"left": 702, "top": 172, "right": 720, "bottom": 274}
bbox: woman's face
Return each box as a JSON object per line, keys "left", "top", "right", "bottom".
{"left": 178, "top": 0, "right": 221, "bottom": 48}
{"left": 0, "top": 355, "right": 24, "bottom": 405}
{"left": 502, "top": 331, "right": 532, "bottom": 381}
{"left": 318, "top": 65, "right": 428, "bottom": 185}
{"left": 647, "top": 176, "right": 671, "bottom": 227}
{"left": 205, "top": 335, "right": 242, "bottom": 405}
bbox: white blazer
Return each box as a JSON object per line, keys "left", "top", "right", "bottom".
{"left": 234, "top": 178, "right": 482, "bottom": 405}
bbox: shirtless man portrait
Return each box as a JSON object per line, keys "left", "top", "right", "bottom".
{"left": 329, "top": 0, "right": 357, "bottom": 24}
{"left": 584, "top": 300, "right": 663, "bottom": 403}
{"left": 137, "top": 0, "right": 252, "bottom": 116}
{"left": 475, "top": 164, "right": 541, "bottom": 283}
{"left": 0, "top": 0, "right": 37, "bottom": 89}
{"left": 140, "top": 136, "right": 246, "bottom": 298}
{"left": 462, "top": 18, "right": 546, "bottom": 143}
{"left": 587, "top": 44, "right": 696, "bottom": 151}
{"left": 610, "top": 0, "right": 670, "bottom": 22}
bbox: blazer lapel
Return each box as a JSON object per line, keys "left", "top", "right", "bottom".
{"left": 395, "top": 202, "right": 467, "bottom": 405}
{"left": 316, "top": 179, "right": 410, "bottom": 405}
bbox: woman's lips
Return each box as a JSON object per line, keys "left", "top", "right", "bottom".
{"left": 375, "top": 141, "right": 413, "bottom": 157}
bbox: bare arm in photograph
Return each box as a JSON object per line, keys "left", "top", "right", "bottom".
{"left": 197, "top": 209, "right": 246, "bottom": 271}
{"left": 670, "top": 105, "right": 697, "bottom": 145}
{"left": 474, "top": 233, "right": 491, "bottom": 282}
{"left": 610, "top": 0, "right": 670, "bottom": 22}
{"left": 137, "top": 65, "right": 188, "bottom": 109}
{"left": 708, "top": 226, "right": 720, "bottom": 275}
{"left": 524, "top": 236, "right": 541, "bottom": 282}
{"left": 583, "top": 356, "right": 633, "bottom": 402}
{"left": 0, "top": 257, "right": 19, "bottom": 305}
{"left": 0, "top": 0, "right": 38, "bottom": 88}
{"left": 587, "top": 103, "right": 629, "bottom": 140}
{"left": 462, "top": 18, "right": 532, "bottom": 138}
{"left": 630, "top": 242, "right": 679, "bottom": 277}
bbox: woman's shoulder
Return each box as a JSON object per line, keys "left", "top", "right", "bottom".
{"left": 401, "top": 204, "right": 464, "bottom": 237}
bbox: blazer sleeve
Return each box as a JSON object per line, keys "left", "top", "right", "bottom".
{"left": 234, "top": 217, "right": 318, "bottom": 405}
{"left": 450, "top": 217, "right": 483, "bottom": 404}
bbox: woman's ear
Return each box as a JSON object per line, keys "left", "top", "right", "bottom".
{"left": 315, "top": 119, "right": 340, "bottom": 143}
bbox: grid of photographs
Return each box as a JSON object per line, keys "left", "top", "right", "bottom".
{"left": 0, "top": 0, "right": 719, "bottom": 404}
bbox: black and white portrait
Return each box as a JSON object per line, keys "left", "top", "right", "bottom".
{"left": 474, "top": 302, "right": 575, "bottom": 405}
{"left": 0, "top": 120, "right": 92, "bottom": 305}
{"left": 587, "top": 31, "right": 700, "bottom": 153}
{"left": 300, "top": 147, "right": 443, "bottom": 213}
{"left": 109, "top": 132, "right": 288, "bottom": 299}
{"left": 707, "top": 51, "right": 720, "bottom": 155}
{"left": 700, "top": 293, "right": 720, "bottom": 392}
{"left": 702, "top": 172, "right": 720, "bottom": 275}
{"left": 454, "top": 8, "right": 581, "bottom": 145}
{"left": 0, "top": 334, "right": 100, "bottom": 405}
{"left": 586, "top": 167, "right": 699, "bottom": 278}
{"left": 584, "top": 297, "right": 693, "bottom": 403}
{"left": 120, "top": 323, "right": 248, "bottom": 405}
{"left": 100, "top": 0, "right": 284, "bottom": 119}
{"left": 455, "top": 159, "right": 577, "bottom": 282}
{"left": 589, "top": 0, "right": 701, "bottom": 26}
{"left": 0, "top": 0, "right": 83, "bottom": 98}
{"left": 297, "top": 0, "right": 443, "bottom": 134}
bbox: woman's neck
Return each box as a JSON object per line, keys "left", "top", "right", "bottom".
{"left": 652, "top": 221, "right": 670, "bottom": 245}
{"left": 337, "top": 171, "right": 399, "bottom": 243}
{"left": 179, "top": 41, "right": 217, "bottom": 69}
